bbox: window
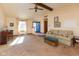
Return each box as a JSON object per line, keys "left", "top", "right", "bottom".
{"left": 18, "top": 21, "right": 27, "bottom": 34}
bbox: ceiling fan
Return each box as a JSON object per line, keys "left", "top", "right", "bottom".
{"left": 29, "top": 4, "right": 43, "bottom": 12}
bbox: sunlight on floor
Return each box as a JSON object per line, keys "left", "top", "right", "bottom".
{"left": 9, "top": 36, "right": 24, "bottom": 46}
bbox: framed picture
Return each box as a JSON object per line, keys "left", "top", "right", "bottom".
{"left": 54, "top": 16, "right": 61, "bottom": 28}
{"left": 54, "top": 22, "right": 61, "bottom": 28}
{"left": 54, "top": 16, "right": 59, "bottom": 22}
{"left": 10, "top": 23, "right": 14, "bottom": 27}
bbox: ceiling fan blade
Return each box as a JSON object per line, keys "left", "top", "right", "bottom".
{"left": 29, "top": 4, "right": 44, "bottom": 12}
{"left": 34, "top": 3, "right": 53, "bottom": 11}
{"left": 37, "top": 8, "right": 43, "bottom": 10}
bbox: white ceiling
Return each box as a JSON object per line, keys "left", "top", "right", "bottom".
{"left": 0, "top": 3, "right": 66, "bottom": 19}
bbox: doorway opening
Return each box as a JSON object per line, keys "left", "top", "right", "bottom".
{"left": 18, "top": 21, "right": 27, "bottom": 34}
{"left": 33, "top": 21, "right": 40, "bottom": 33}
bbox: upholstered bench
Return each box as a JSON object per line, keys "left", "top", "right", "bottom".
{"left": 45, "top": 36, "right": 59, "bottom": 46}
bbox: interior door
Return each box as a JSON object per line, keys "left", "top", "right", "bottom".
{"left": 36, "top": 22, "right": 40, "bottom": 33}
{"left": 44, "top": 21, "right": 48, "bottom": 33}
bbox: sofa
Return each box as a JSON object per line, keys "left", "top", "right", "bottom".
{"left": 45, "top": 29, "right": 74, "bottom": 46}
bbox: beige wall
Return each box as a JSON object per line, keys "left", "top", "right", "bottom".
{"left": 6, "top": 17, "right": 28, "bottom": 35}
{"left": 5, "top": 17, "right": 18, "bottom": 35}
{"left": 0, "top": 6, "right": 5, "bottom": 31}
{"left": 46, "top": 4, "right": 79, "bottom": 36}
{"left": 5, "top": 16, "right": 44, "bottom": 35}
{"left": 27, "top": 19, "right": 33, "bottom": 33}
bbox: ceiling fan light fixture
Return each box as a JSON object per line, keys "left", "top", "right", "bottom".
{"left": 29, "top": 4, "right": 43, "bottom": 12}
{"left": 35, "top": 9, "right": 37, "bottom": 12}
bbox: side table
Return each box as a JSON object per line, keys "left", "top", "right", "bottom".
{"left": 72, "top": 36, "right": 79, "bottom": 47}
